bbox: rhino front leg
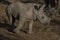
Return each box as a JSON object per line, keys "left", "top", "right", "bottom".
{"left": 14, "top": 17, "right": 26, "bottom": 34}
{"left": 28, "top": 20, "right": 34, "bottom": 34}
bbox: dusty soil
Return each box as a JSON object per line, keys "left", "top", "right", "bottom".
{"left": 0, "top": 1, "right": 60, "bottom": 40}
{"left": 0, "top": 21, "right": 60, "bottom": 40}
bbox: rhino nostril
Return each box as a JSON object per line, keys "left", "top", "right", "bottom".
{"left": 50, "top": 20, "right": 55, "bottom": 25}
{"left": 50, "top": 20, "right": 53, "bottom": 24}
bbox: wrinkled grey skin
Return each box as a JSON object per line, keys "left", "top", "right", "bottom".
{"left": 7, "top": 2, "right": 51, "bottom": 34}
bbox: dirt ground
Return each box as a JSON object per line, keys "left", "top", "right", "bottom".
{"left": 0, "top": 21, "right": 60, "bottom": 40}
{"left": 0, "top": 2, "right": 60, "bottom": 40}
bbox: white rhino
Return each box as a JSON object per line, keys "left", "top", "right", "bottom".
{"left": 6, "top": 2, "right": 51, "bottom": 34}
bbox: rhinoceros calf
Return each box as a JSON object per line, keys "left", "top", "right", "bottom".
{"left": 6, "top": 2, "right": 51, "bottom": 34}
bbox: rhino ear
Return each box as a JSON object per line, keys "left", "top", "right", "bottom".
{"left": 34, "top": 5, "right": 41, "bottom": 11}
{"left": 41, "top": 16, "right": 44, "bottom": 19}
{"left": 34, "top": 5, "right": 37, "bottom": 9}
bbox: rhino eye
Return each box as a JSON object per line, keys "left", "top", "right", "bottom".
{"left": 42, "top": 16, "right": 44, "bottom": 19}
